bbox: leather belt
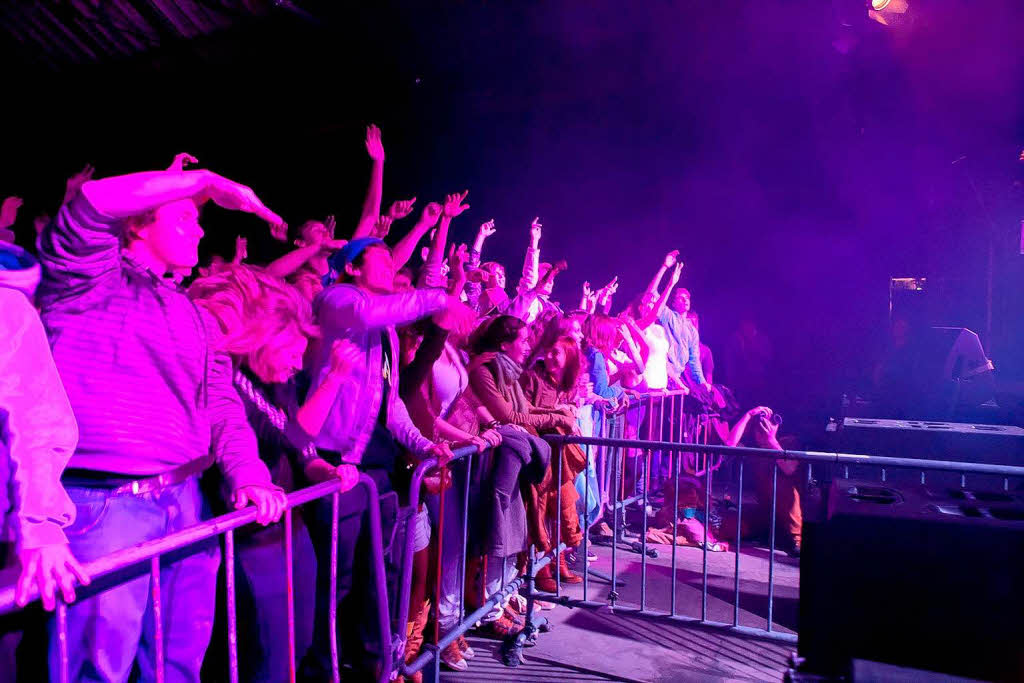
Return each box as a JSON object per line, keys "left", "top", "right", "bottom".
{"left": 64, "top": 456, "right": 213, "bottom": 497}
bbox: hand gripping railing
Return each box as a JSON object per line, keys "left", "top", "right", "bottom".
{"left": 0, "top": 473, "right": 391, "bottom": 683}
{"left": 544, "top": 433, "right": 1024, "bottom": 643}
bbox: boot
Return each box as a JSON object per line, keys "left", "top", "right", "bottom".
{"left": 534, "top": 562, "right": 558, "bottom": 593}
{"left": 402, "top": 600, "right": 430, "bottom": 683}
{"left": 558, "top": 552, "right": 583, "bottom": 584}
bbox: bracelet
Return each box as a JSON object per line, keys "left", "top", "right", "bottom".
{"left": 482, "top": 420, "right": 501, "bottom": 431}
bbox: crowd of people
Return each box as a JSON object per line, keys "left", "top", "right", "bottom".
{"left": 0, "top": 125, "right": 801, "bottom": 683}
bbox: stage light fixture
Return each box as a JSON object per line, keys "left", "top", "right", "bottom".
{"left": 868, "top": 0, "right": 909, "bottom": 26}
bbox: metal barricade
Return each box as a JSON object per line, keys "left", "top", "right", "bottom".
{"left": 392, "top": 444, "right": 564, "bottom": 681}
{"left": 0, "top": 474, "right": 392, "bottom": 683}
{"left": 544, "top": 433, "right": 1024, "bottom": 643}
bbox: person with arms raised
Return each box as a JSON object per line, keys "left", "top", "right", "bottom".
{"left": 37, "top": 165, "right": 288, "bottom": 683}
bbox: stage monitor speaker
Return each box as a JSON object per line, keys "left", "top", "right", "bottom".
{"left": 799, "top": 479, "right": 1024, "bottom": 682}
{"left": 835, "top": 417, "right": 1024, "bottom": 489}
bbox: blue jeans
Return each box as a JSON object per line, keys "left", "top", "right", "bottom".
{"left": 51, "top": 477, "right": 220, "bottom": 683}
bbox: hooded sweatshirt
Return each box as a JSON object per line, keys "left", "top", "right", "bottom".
{"left": 0, "top": 244, "right": 77, "bottom": 549}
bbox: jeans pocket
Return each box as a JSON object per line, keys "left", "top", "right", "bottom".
{"left": 64, "top": 490, "right": 113, "bottom": 538}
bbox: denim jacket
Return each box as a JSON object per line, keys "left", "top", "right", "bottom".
{"left": 309, "top": 283, "right": 448, "bottom": 464}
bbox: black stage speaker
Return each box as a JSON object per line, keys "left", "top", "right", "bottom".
{"left": 836, "top": 417, "right": 1024, "bottom": 490}
{"left": 799, "top": 479, "right": 1024, "bottom": 682}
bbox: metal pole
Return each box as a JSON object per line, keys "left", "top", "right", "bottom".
{"left": 151, "top": 556, "right": 165, "bottom": 683}
{"left": 434, "top": 471, "right": 447, "bottom": 646}
{"left": 766, "top": 465, "right": 778, "bottom": 633}
{"left": 225, "top": 529, "right": 239, "bottom": 683}
{"left": 329, "top": 492, "right": 340, "bottom": 683}
{"left": 460, "top": 453, "right": 472, "bottom": 625}
{"left": 555, "top": 443, "right": 563, "bottom": 596}
{"left": 57, "top": 602, "right": 68, "bottom": 683}
{"left": 284, "top": 510, "right": 296, "bottom": 683}
{"left": 640, "top": 448, "right": 649, "bottom": 612}
{"left": 701, "top": 454, "right": 712, "bottom": 623}
{"left": 583, "top": 439, "right": 591, "bottom": 602}
{"left": 610, "top": 437, "right": 620, "bottom": 609}
{"left": 670, "top": 448, "right": 679, "bottom": 617}
{"left": 733, "top": 459, "right": 744, "bottom": 627}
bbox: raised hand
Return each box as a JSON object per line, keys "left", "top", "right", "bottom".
{"left": 448, "top": 242, "right": 470, "bottom": 277}
{"left": 443, "top": 190, "right": 470, "bottom": 218}
{"left": 663, "top": 249, "right": 680, "bottom": 268}
{"left": 0, "top": 196, "right": 23, "bottom": 230}
{"left": 669, "top": 262, "right": 684, "bottom": 284}
{"left": 167, "top": 153, "right": 199, "bottom": 172}
{"left": 373, "top": 215, "right": 394, "bottom": 239}
{"left": 324, "top": 214, "right": 337, "bottom": 240}
{"left": 328, "top": 339, "right": 361, "bottom": 379}
{"left": 388, "top": 197, "right": 417, "bottom": 220}
{"left": 204, "top": 173, "right": 286, "bottom": 239}
{"left": 478, "top": 219, "right": 496, "bottom": 238}
{"left": 365, "top": 124, "right": 385, "bottom": 162}
{"left": 530, "top": 217, "right": 543, "bottom": 246}
{"left": 418, "top": 201, "right": 443, "bottom": 229}
{"left": 64, "top": 164, "right": 95, "bottom": 204}
{"left": 583, "top": 281, "right": 594, "bottom": 299}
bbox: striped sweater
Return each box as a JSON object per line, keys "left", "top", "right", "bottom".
{"left": 36, "top": 195, "right": 272, "bottom": 490}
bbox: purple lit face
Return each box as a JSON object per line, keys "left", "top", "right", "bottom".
{"left": 485, "top": 262, "right": 506, "bottom": 290}
{"left": 252, "top": 329, "right": 308, "bottom": 384}
{"left": 564, "top": 317, "right": 584, "bottom": 345}
{"left": 670, "top": 288, "right": 691, "bottom": 315}
{"left": 502, "top": 323, "right": 532, "bottom": 364}
{"left": 347, "top": 244, "right": 395, "bottom": 294}
{"left": 136, "top": 199, "right": 204, "bottom": 273}
{"left": 298, "top": 220, "right": 327, "bottom": 246}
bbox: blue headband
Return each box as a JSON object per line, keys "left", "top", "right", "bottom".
{"left": 322, "top": 237, "right": 385, "bottom": 288}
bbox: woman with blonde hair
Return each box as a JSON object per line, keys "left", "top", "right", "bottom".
{"left": 188, "top": 264, "right": 360, "bottom": 681}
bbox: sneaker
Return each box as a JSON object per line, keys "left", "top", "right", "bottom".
{"left": 440, "top": 642, "right": 467, "bottom": 672}
{"left": 480, "top": 615, "right": 520, "bottom": 639}
{"left": 503, "top": 606, "right": 526, "bottom": 626}
{"left": 456, "top": 635, "right": 476, "bottom": 660}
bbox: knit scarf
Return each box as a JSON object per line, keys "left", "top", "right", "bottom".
{"left": 234, "top": 369, "right": 318, "bottom": 463}
{"left": 493, "top": 352, "right": 530, "bottom": 414}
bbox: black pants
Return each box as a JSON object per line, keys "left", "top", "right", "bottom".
{"left": 298, "top": 425, "right": 396, "bottom": 682}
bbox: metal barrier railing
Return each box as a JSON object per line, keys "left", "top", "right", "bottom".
{"left": 5, "top": 418, "right": 1020, "bottom": 682}
{"left": 0, "top": 473, "right": 391, "bottom": 683}
{"left": 544, "top": 432, "right": 1024, "bottom": 643}
{"left": 393, "top": 443, "right": 564, "bottom": 681}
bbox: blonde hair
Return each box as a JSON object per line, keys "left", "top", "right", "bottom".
{"left": 188, "top": 265, "right": 318, "bottom": 378}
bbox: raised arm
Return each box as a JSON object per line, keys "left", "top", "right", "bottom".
{"left": 420, "top": 191, "right": 469, "bottom": 288}
{"left": 644, "top": 250, "right": 679, "bottom": 299}
{"left": 465, "top": 219, "right": 495, "bottom": 310}
{"left": 40, "top": 169, "right": 284, "bottom": 305}
{"left": 296, "top": 340, "right": 360, "bottom": 437}
{"left": 597, "top": 276, "right": 618, "bottom": 314}
{"left": 351, "top": 124, "right": 386, "bottom": 239}
{"left": 517, "top": 217, "right": 542, "bottom": 293}
{"left": 638, "top": 262, "right": 682, "bottom": 329}
{"left": 392, "top": 201, "right": 442, "bottom": 271}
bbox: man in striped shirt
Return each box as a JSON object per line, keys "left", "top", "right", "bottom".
{"left": 38, "top": 167, "right": 288, "bottom": 683}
